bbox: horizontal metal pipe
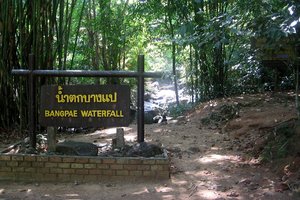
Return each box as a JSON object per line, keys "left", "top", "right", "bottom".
{"left": 11, "top": 69, "right": 162, "bottom": 78}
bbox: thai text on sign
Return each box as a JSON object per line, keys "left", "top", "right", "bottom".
{"left": 40, "top": 85, "right": 130, "bottom": 127}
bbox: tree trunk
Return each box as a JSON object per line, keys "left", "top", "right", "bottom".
{"left": 172, "top": 41, "right": 180, "bottom": 106}
{"left": 296, "top": 61, "right": 299, "bottom": 118}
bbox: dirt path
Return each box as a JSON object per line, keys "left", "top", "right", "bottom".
{"left": 0, "top": 93, "right": 299, "bottom": 199}
{"left": 0, "top": 124, "right": 298, "bottom": 200}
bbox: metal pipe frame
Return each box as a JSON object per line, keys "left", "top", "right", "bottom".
{"left": 12, "top": 55, "right": 160, "bottom": 145}
{"left": 11, "top": 69, "right": 161, "bottom": 78}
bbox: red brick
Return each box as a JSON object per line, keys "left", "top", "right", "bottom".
{"left": 143, "top": 171, "right": 156, "bottom": 176}
{"left": 137, "top": 165, "right": 150, "bottom": 170}
{"left": 0, "top": 172, "right": 14, "bottom": 179}
{"left": 58, "top": 174, "right": 71, "bottom": 181}
{"left": 89, "top": 158, "right": 102, "bottom": 164}
{"left": 63, "top": 169, "right": 75, "bottom": 174}
{"left": 116, "top": 170, "right": 129, "bottom": 176}
{"left": 0, "top": 167, "right": 11, "bottom": 172}
{"left": 6, "top": 161, "right": 18, "bottom": 167}
{"left": 42, "top": 174, "right": 57, "bottom": 181}
{"left": 49, "top": 156, "right": 62, "bottom": 162}
{"left": 129, "top": 159, "right": 142, "bottom": 164}
{"left": 70, "top": 174, "right": 84, "bottom": 181}
{"left": 36, "top": 168, "right": 49, "bottom": 173}
{"left": 36, "top": 156, "right": 49, "bottom": 162}
{"left": 129, "top": 171, "right": 143, "bottom": 176}
{"left": 24, "top": 156, "right": 36, "bottom": 162}
{"left": 63, "top": 157, "right": 76, "bottom": 163}
{"left": 84, "top": 163, "right": 96, "bottom": 169}
{"left": 110, "top": 164, "right": 123, "bottom": 170}
{"left": 24, "top": 167, "right": 36, "bottom": 173}
{"left": 75, "top": 158, "right": 89, "bottom": 163}
{"left": 76, "top": 169, "right": 89, "bottom": 175}
{"left": 15, "top": 172, "right": 32, "bottom": 180}
{"left": 83, "top": 175, "right": 98, "bottom": 181}
{"left": 156, "top": 159, "right": 168, "bottom": 164}
{"left": 12, "top": 167, "right": 24, "bottom": 172}
{"left": 18, "top": 161, "right": 32, "bottom": 167}
{"left": 45, "top": 162, "right": 58, "bottom": 168}
{"left": 143, "top": 159, "right": 156, "bottom": 164}
{"left": 58, "top": 163, "right": 70, "bottom": 168}
{"left": 34, "top": 173, "right": 45, "bottom": 180}
{"left": 50, "top": 168, "right": 63, "bottom": 174}
{"left": 102, "top": 170, "right": 115, "bottom": 176}
{"left": 124, "top": 165, "right": 137, "bottom": 170}
{"left": 163, "top": 165, "right": 170, "bottom": 171}
{"left": 32, "top": 162, "right": 44, "bottom": 168}
{"left": 0, "top": 155, "right": 11, "bottom": 161}
{"left": 157, "top": 171, "right": 170, "bottom": 178}
{"left": 12, "top": 156, "right": 24, "bottom": 161}
{"left": 151, "top": 165, "right": 163, "bottom": 171}
{"left": 71, "top": 163, "right": 83, "bottom": 168}
{"left": 116, "top": 159, "right": 129, "bottom": 164}
{"left": 89, "top": 169, "right": 103, "bottom": 175}
{"left": 102, "top": 158, "right": 116, "bottom": 164}
{"left": 97, "top": 164, "right": 109, "bottom": 169}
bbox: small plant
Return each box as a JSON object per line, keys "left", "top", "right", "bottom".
{"left": 260, "top": 124, "right": 294, "bottom": 162}
{"left": 261, "top": 136, "right": 289, "bottom": 162}
{"left": 168, "top": 102, "right": 194, "bottom": 118}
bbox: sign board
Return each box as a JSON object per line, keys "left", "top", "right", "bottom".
{"left": 40, "top": 85, "right": 130, "bottom": 127}
{"left": 252, "top": 37, "right": 296, "bottom": 61}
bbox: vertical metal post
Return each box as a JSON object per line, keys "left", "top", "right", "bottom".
{"left": 28, "top": 54, "right": 36, "bottom": 149}
{"left": 137, "top": 55, "right": 145, "bottom": 143}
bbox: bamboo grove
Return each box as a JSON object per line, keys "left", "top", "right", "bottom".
{"left": 0, "top": 0, "right": 299, "bottom": 130}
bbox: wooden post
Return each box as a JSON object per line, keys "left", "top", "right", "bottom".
{"left": 137, "top": 55, "right": 145, "bottom": 143}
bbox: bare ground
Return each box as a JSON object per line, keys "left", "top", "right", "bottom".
{"left": 0, "top": 92, "right": 300, "bottom": 200}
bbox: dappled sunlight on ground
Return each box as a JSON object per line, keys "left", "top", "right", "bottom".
{"left": 132, "top": 187, "right": 149, "bottom": 195}
{"left": 198, "top": 190, "right": 220, "bottom": 200}
{"left": 2, "top": 92, "right": 299, "bottom": 199}
{"left": 197, "top": 153, "right": 240, "bottom": 164}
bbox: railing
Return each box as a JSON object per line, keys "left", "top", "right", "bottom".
{"left": 12, "top": 54, "right": 162, "bottom": 148}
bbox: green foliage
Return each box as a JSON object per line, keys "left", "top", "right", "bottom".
{"left": 261, "top": 124, "right": 295, "bottom": 162}
{"left": 1, "top": 0, "right": 299, "bottom": 129}
{"left": 168, "top": 102, "right": 194, "bottom": 118}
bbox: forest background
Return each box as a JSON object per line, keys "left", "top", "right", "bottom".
{"left": 0, "top": 0, "right": 299, "bottom": 130}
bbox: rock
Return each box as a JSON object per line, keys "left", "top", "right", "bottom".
{"left": 106, "top": 183, "right": 115, "bottom": 187}
{"left": 114, "top": 128, "right": 125, "bottom": 149}
{"left": 144, "top": 110, "right": 158, "bottom": 124}
{"left": 188, "top": 147, "right": 201, "bottom": 153}
{"left": 56, "top": 141, "right": 98, "bottom": 156}
{"left": 144, "top": 92, "right": 152, "bottom": 101}
{"left": 47, "top": 127, "right": 57, "bottom": 152}
{"left": 126, "top": 142, "right": 163, "bottom": 157}
{"left": 214, "top": 184, "right": 228, "bottom": 192}
{"left": 147, "top": 187, "right": 156, "bottom": 193}
{"left": 153, "top": 114, "right": 168, "bottom": 124}
{"left": 227, "top": 191, "right": 239, "bottom": 197}
{"left": 274, "top": 182, "right": 289, "bottom": 192}
{"left": 144, "top": 101, "right": 163, "bottom": 124}
{"left": 153, "top": 115, "right": 162, "bottom": 123}
{"left": 247, "top": 181, "right": 259, "bottom": 191}
{"left": 175, "top": 116, "right": 186, "bottom": 125}
{"left": 238, "top": 178, "right": 251, "bottom": 185}
{"left": 167, "top": 147, "right": 181, "bottom": 153}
